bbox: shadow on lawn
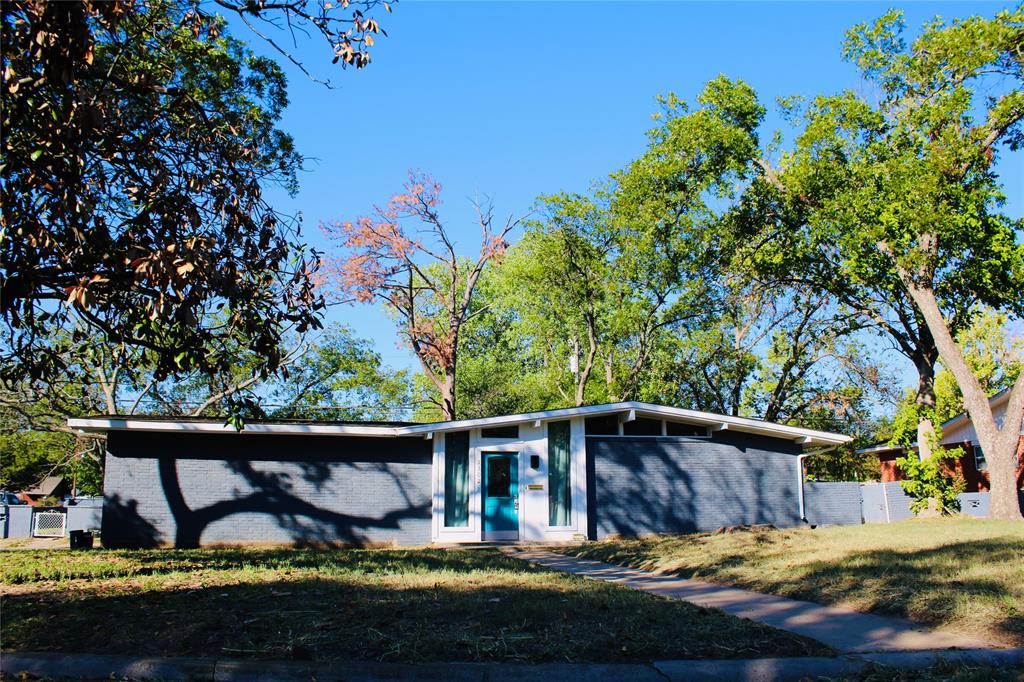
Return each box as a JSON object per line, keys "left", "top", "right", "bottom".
{"left": 572, "top": 536, "right": 1024, "bottom": 646}
{"left": 0, "top": 576, "right": 828, "bottom": 663}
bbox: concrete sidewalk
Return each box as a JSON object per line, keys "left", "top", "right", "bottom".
{"left": 3, "top": 649, "right": 1023, "bottom": 682}
{"left": 511, "top": 550, "right": 992, "bottom": 654}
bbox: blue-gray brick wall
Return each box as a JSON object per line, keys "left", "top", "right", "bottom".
{"left": 102, "top": 431, "right": 432, "bottom": 548}
{"left": 585, "top": 432, "right": 803, "bottom": 538}
{"left": 803, "top": 482, "right": 863, "bottom": 526}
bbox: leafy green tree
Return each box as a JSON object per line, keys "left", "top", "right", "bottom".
{"left": 2, "top": 0, "right": 391, "bottom": 400}
{"left": 491, "top": 192, "right": 615, "bottom": 408}
{"left": 616, "top": 77, "right": 885, "bottom": 428}
{"left": 756, "top": 9, "right": 1024, "bottom": 519}
{"left": 449, "top": 77, "right": 888, "bottom": 434}
{"left": 267, "top": 324, "right": 412, "bottom": 421}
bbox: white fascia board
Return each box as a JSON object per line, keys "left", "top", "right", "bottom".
{"left": 623, "top": 403, "right": 852, "bottom": 445}
{"left": 400, "top": 403, "right": 640, "bottom": 437}
{"left": 856, "top": 443, "right": 914, "bottom": 455}
{"left": 66, "top": 418, "right": 401, "bottom": 437}
{"left": 403, "top": 402, "right": 851, "bottom": 445}
{"left": 69, "top": 401, "right": 853, "bottom": 445}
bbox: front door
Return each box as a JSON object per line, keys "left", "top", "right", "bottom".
{"left": 483, "top": 452, "right": 519, "bottom": 539}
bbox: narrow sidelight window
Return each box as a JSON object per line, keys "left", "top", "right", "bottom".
{"left": 444, "top": 431, "right": 470, "bottom": 527}
{"left": 548, "top": 420, "right": 572, "bottom": 526}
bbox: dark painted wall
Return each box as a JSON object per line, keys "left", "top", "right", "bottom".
{"left": 103, "top": 431, "right": 432, "bottom": 548}
{"left": 585, "top": 431, "right": 803, "bottom": 538}
{"left": 803, "top": 482, "right": 863, "bottom": 526}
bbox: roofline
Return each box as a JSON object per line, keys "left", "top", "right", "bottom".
{"left": 856, "top": 443, "right": 914, "bottom": 455}
{"left": 939, "top": 388, "right": 1011, "bottom": 433}
{"left": 66, "top": 418, "right": 405, "bottom": 437}
{"left": 69, "top": 401, "right": 852, "bottom": 446}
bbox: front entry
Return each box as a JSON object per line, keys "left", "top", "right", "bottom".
{"left": 483, "top": 452, "right": 519, "bottom": 540}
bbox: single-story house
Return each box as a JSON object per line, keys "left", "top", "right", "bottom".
{"left": 860, "top": 389, "right": 1024, "bottom": 492}
{"left": 69, "top": 402, "right": 850, "bottom": 548}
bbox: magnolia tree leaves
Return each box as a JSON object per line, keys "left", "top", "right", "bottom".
{"left": 1, "top": 0, "right": 393, "bottom": 406}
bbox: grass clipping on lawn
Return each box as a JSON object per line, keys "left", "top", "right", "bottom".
{"left": 0, "top": 547, "right": 827, "bottom": 663}
{"left": 560, "top": 518, "right": 1024, "bottom": 648}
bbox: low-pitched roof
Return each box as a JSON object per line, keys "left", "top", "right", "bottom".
{"left": 857, "top": 388, "right": 1018, "bottom": 454}
{"left": 23, "top": 476, "right": 66, "bottom": 496}
{"left": 68, "top": 401, "right": 851, "bottom": 446}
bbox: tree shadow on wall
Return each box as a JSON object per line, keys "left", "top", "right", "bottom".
{"left": 588, "top": 438, "right": 799, "bottom": 538}
{"left": 104, "top": 457, "right": 429, "bottom": 549}
{"left": 103, "top": 494, "right": 161, "bottom": 548}
{"left": 168, "top": 458, "right": 429, "bottom": 548}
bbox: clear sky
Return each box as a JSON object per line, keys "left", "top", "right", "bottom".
{"left": 238, "top": 1, "right": 1023, "bottom": 377}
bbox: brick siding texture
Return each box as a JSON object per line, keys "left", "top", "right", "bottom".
{"left": 585, "top": 431, "right": 803, "bottom": 539}
{"left": 102, "top": 431, "right": 432, "bottom": 548}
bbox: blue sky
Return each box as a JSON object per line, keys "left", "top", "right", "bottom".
{"left": 237, "top": 1, "right": 1022, "bottom": 377}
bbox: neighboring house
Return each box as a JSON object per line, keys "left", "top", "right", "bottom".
{"left": 20, "top": 476, "right": 70, "bottom": 505}
{"left": 69, "top": 402, "right": 850, "bottom": 548}
{"left": 861, "top": 389, "right": 1024, "bottom": 492}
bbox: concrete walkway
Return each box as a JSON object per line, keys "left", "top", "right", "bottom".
{"left": 511, "top": 550, "right": 991, "bottom": 654}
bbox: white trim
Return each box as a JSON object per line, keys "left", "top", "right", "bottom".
{"left": 403, "top": 402, "right": 850, "bottom": 444}
{"left": 69, "top": 401, "right": 851, "bottom": 445}
{"left": 67, "top": 418, "right": 403, "bottom": 437}
{"left": 433, "top": 432, "right": 479, "bottom": 543}
{"left": 585, "top": 434, "right": 711, "bottom": 440}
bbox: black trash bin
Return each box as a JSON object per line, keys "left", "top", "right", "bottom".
{"left": 69, "top": 529, "right": 94, "bottom": 549}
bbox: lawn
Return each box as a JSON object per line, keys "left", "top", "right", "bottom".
{"left": 558, "top": 519, "right": 1024, "bottom": 647}
{"left": 0, "top": 547, "right": 827, "bottom": 663}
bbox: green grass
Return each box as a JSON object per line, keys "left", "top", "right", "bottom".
{"left": 0, "top": 547, "right": 828, "bottom": 663}
{"left": 558, "top": 518, "right": 1024, "bottom": 647}
{"left": 849, "top": 662, "right": 1024, "bottom": 682}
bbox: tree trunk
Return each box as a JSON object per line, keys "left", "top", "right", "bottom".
{"left": 902, "top": 280, "right": 1024, "bottom": 520}
{"left": 603, "top": 352, "right": 618, "bottom": 403}
{"left": 574, "top": 314, "right": 599, "bottom": 407}
{"left": 440, "top": 371, "right": 456, "bottom": 421}
{"left": 914, "top": 342, "right": 939, "bottom": 461}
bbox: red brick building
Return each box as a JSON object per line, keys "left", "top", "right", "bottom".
{"left": 864, "top": 389, "right": 1024, "bottom": 492}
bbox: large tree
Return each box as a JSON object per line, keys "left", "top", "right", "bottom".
{"left": 753, "top": 9, "right": 1024, "bottom": 518}
{"left": 1, "top": 0, "right": 391, "bottom": 399}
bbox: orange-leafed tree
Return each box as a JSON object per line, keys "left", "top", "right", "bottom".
{"left": 323, "top": 172, "right": 521, "bottom": 420}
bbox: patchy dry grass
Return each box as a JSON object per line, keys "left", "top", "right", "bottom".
{"left": 559, "top": 518, "right": 1024, "bottom": 647}
{"left": 0, "top": 547, "right": 827, "bottom": 663}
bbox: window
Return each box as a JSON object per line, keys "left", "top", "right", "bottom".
{"left": 623, "top": 417, "right": 662, "bottom": 436}
{"left": 548, "top": 420, "right": 572, "bottom": 526}
{"left": 444, "top": 431, "right": 469, "bottom": 527}
{"left": 584, "top": 415, "right": 618, "bottom": 435}
{"left": 481, "top": 425, "right": 519, "bottom": 439}
{"left": 973, "top": 445, "right": 987, "bottom": 472}
{"left": 666, "top": 421, "right": 706, "bottom": 437}
{"left": 486, "top": 456, "right": 512, "bottom": 497}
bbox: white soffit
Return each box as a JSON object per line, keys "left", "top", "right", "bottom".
{"left": 70, "top": 401, "right": 852, "bottom": 445}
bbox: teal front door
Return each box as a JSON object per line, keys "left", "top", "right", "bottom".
{"left": 483, "top": 452, "right": 519, "bottom": 535}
